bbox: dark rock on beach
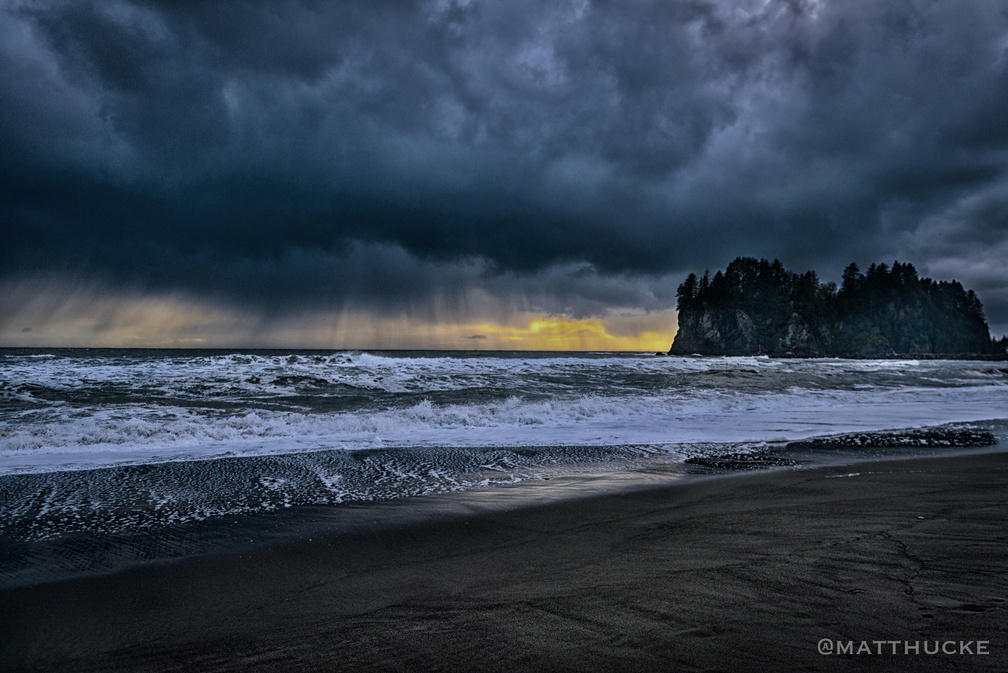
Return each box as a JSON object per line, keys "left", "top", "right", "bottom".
{"left": 785, "top": 426, "right": 996, "bottom": 451}
{"left": 684, "top": 451, "right": 799, "bottom": 471}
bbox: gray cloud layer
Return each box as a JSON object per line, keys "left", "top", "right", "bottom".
{"left": 2, "top": 0, "right": 1007, "bottom": 333}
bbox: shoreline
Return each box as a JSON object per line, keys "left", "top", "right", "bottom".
{"left": 1, "top": 421, "right": 1003, "bottom": 592}
{"left": 2, "top": 449, "right": 1006, "bottom": 672}
{"left": 1, "top": 420, "right": 1005, "bottom": 590}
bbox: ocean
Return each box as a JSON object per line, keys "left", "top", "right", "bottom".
{"left": 1, "top": 348, "right": 1006, "bottom": 584}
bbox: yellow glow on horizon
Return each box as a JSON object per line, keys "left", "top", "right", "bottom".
{"left": 1, "top": 280, "right": 676, "bottom": 351}
{"left": 464, "top": 316, "right": 671, "bottom": 351}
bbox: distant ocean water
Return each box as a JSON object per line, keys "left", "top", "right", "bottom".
{"left": 1, "top": 349, "right": 1007, "bottom": 542}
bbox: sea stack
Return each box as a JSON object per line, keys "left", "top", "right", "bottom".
{"left": 669, "top": 258, "right": 997, "bottom": 357}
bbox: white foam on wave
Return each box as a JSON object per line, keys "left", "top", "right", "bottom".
{"left": 1, "top": 383, "right": 1005, "bottom": 476}
{"left": 6, "top": 351, "right": 1002, "bottom": 403}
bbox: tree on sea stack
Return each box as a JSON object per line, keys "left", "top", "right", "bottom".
{"left": 669, "top": 258, "right": 998, "bottom": 357}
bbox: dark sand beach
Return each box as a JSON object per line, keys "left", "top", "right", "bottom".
{"left": 2, "top": 450, "right": 1006, "bottom": 672}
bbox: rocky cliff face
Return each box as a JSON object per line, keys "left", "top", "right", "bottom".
{"left": 671, "top": 309, "right": 752, "bottom": 354}
{"left": 781, "top": 312, "right": 818, "bottom": 354}
{"left": 669, "top": 308, "right": 822, "bottom": 356}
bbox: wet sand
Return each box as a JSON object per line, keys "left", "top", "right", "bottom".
{"left": 2, "top": 451, "right": 1006, "bottom": 672}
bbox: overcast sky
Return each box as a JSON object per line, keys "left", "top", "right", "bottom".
{"left": 2, "top": 0, "right": 1007, "bottom": 348}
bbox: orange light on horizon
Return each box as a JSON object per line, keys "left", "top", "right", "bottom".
{"left": 0, "top": 280, "right": 676, "bottom": 351}
{"left": 463, "top": 316, "right": 671, "bottom": 351}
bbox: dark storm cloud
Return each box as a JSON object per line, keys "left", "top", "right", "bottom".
{"left": 2, "top": 0, "right": 1007, "bottom": 328}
